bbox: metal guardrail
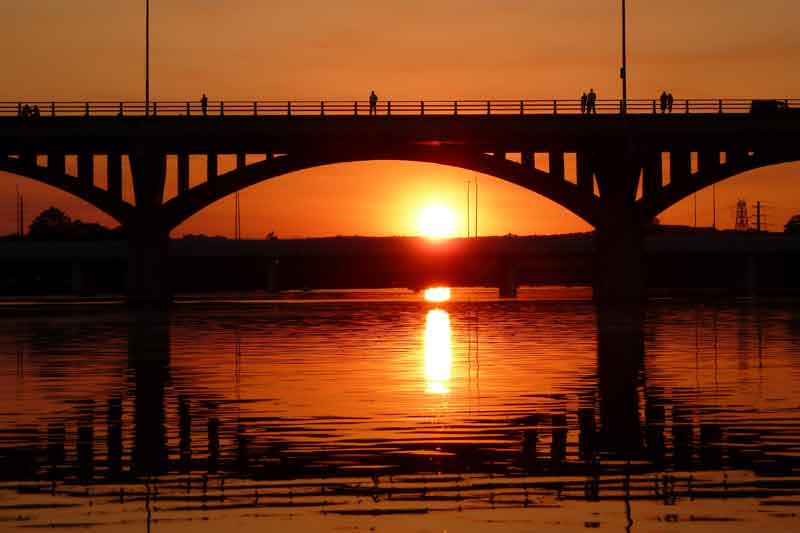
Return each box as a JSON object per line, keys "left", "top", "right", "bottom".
{"left": 1, "top": 98, "right": 798, "bottom": 117}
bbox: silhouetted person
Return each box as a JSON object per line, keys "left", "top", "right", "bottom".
{"left": 21, "top": 104, "right": 31, "bottom": 118}
{"left": 31, "top": 105, "right": 40, "bottom": 117}
{"left": 201, "top": 93, "right": 208, "bottom": 117}
{"left": 660, "top": 91, "right": 668, "bottom": 113}
{"left": 369, "top": 90, "right": 378, "bottom": 116}
{"left": 587, "top": 88, "right": 597, "bottom": 114}
{"left": 580, "top": 92, "right": 587, "bottom": 114}
{"left": 667, "top": 92, "right": 674, "bottom": 113}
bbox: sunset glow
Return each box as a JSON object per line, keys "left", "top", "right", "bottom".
{"left": 418, "top": 205, "right": 456, "bottom": 239}
{"left": 424, "top": 287, "right": 451, "bottom": 303}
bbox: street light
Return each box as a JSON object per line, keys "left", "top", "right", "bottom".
{"left": 145, "top": 0, "right": 150, "bottom": 116}
{"left": 621, "top": 0, "right": 628, "bottom": 114}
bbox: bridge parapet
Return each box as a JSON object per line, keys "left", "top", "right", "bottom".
{"left": 3, "top": 98, "right": 799, "bottom": 117}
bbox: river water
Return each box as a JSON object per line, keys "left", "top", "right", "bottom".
{"left": 1, "top": 288, "right": 799, "bottom": 531}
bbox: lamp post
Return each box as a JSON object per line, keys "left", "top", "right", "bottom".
{"left": 145, "top": 0, "right": 150, "bottom": 116}
{"left": 621, "top": 0, "right": 628, "bottom": 114}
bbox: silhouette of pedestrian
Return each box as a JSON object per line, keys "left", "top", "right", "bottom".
{"left": 667, "top": 92, "right": 674, "bottom": 113}
{"left": 369, "top": 91, "right": 378, "bottom": 116}
{"left": 580, "top": 92, "right": 587, "bottom": 114}
{"left": 588, "top": 88, "right": 597, "bottom": 114}
{"left": 31, "top": 105, "right": 40, "bottom": 117}
{"left": 21, "top": 104, "right": 31, "bottom": 118}
{"left": 201, "top": 93, "right": 208, "bottom": 117}
{"left": 660, "top": 91, "right": 668, "bottom": 113}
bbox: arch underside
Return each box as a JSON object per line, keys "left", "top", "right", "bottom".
{"left": 162, "top": 147, "right": 601, "bottom": 231}
{"left": 4, "top": 149, "right": 798, "bottom": 234}
{"left": 638, "top": 153, "right": 800, "bottom": 221}
{"left": 0, "top": 158, "right": 134, "bottom": 225}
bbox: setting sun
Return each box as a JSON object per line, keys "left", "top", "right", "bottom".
{"left": 418, "top": 205, "right": 456, "bottom": 239}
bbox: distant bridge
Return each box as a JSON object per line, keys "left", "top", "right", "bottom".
{"left": 2, "top": 97, "right": 800, "bottom": 304}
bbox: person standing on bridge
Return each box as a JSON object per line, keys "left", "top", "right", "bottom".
{"left": 580, "top": 92, "right": 587, "bottom": 114}
{"left": 660, "top": 91, "right": 668, "bottom": 113}
{"left": 587, "top": 88, "right": 597, "bottom": 114}
{"left": 667, "top": 92, "right": 674, "bottom": 113}
{"left": 369, "top": 90, "right": 378, "bottom": 116}
{"left": 201, "top": 93, "right": 208, "bottom": 117}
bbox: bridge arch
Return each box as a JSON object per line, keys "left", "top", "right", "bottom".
{"left": 0, "top": 158, "right": 134, "bottom": 225}
{"left": 161, "top": 147, "right": 601, "bottom": 231}
{"left": 639, "top": 152, "right": 800, "bottom": 221}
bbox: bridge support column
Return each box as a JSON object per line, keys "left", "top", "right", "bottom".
{"left": 125, "top": 149, "right": 170, "bottom": 306}
{"left": 594, "top": 218, "right": 644, "bottom": 305}
{"left": 126, "top": 229, "right": 170, "bottom": 305}
{"left": 593, "top": 150, "right": 646, "bottom": 306}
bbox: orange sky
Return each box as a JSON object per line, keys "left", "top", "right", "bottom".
{"left": 2, "top": 0, "right": 800, "bottom": 237}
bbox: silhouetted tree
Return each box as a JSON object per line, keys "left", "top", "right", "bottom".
{"left": 28, "top": 207, "right": 72, "bottom": 240}
{"left": 785, "top": 214, "right": 800, "bottom": 234}
{"left": 26, "top": 207, "right": 122, "bottom": 241}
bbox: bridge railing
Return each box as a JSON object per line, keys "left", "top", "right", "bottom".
{"left": 2, "top": 98, "right": 799, "bottom": 117}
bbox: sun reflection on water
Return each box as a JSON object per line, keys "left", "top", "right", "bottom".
{"left": 424, "top": 309, "right": 452, "bottom": 394}
{"left": 423, "top": 287, "right": 451, "bottom": 303}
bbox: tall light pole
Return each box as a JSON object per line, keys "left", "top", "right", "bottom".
{"left": 466, "top": 181, "right": 471, "bottom": 238}
{"left": 145, "top": 0, "right": 150, "bottom": 116}
{"left": 621, "top": 0, "right": 628, "bottom": 114}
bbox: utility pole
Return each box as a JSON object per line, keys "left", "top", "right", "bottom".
{"left": 145, "top": 0, "right": 150, "bottom": 116}
{"left": 755, "top": 201, "right": 762, "bottom": 233}
{"left": 474, "top": 179, "right": 478, "bottom": 239}
{"left": 712, "top": 184, "right": 717, "bottom": 229}
{"left": 466, "top": 181, "right": 471, "bottom": 239}
{"left": 234, "top": 192, "right": 241, "bottom": 240}
{"left": 15, "top": 186, "right": 20, "bottom": 237}
{"left": 621, "top": 0, "right": 628, "bottom": 114}
{"left": 734, "top": 200, "right": 749, "bottom": 232}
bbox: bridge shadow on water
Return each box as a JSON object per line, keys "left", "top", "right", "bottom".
{"left": 1, "top": 302, "right": 799, "bottom": 526}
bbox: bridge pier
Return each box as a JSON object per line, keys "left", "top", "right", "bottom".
{"left": 594, "top": 221, "right": 645, "bottom": 305}
{"left": 125, "top": 149, "right": 171, "bottom": 306}
{"left": 592, "top": 149, "right": 646, "bottom": 306}
{"left": 126, "top": 230, "right": 171, "bottom": 305}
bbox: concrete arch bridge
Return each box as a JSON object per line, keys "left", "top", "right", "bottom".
{"left": 1, "top": 98, "right": 799, "bottom": 304}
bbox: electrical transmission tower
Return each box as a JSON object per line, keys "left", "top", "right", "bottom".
{"left": 734, "top": 200, "right": 749, "bottom": 232}
{"left": 751, "top": 201, "right": 773, "bottom": 233}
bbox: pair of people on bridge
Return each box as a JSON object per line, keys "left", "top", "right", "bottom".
{"left": 660, "top": 91, "right": 674, "bottom": 113}
{"left": 580, "top": 89, "right": 597, "bottom": 114}
{"left": 19, "top": 104, "right": 40, "bottom": 118}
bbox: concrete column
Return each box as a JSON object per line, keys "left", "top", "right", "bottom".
{"left": 177, "top": 153, "right": 189, "bottom": 194}
{"left": 642, "top": 151, "right": 662, "bottom": 198}
{"left": 78, "top": 152, "right": 93, "bottom": 187}
{"left": 207, "top": 153, "right": 218, "bottom": 181}
{"left": 593, "top": 150, "right": 646, "bottom": 306}
{"left": 107, "top": 153, "right": 122, "bottom": 200}
{"left": 594, "top": 217, "right": 644, "bottom": 305}
{"left": 126, "top": 229, "right": 171, "bottom": 305}
{"left": 669, "top": 150, "right": 691, "bottom": 183}
{"left": 548, "top": 151, "right": 564, "bottom": 180}
{"left": 576, "top": 151, "right": 594, "bottom": 194}
{"left": 127, "top": 149, "right": 170, "bottom": 305}
{"left": 48, "top": 151, "right": 65, "bottom": 176}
